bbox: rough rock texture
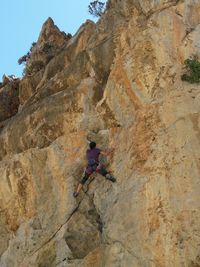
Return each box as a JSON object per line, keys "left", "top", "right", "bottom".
{"left": 0, "top": 0, "right": 200, "bottom": 266}
{"left": 0, "top": 76, "right": 20, "bottom": 124}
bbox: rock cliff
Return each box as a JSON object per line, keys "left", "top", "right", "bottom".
{"left": 0, "top": 0, "right": 200, "bottom": 266}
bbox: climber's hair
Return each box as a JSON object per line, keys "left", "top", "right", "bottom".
{"left": 89, "top": 141, "right": 96, "bottom": 150}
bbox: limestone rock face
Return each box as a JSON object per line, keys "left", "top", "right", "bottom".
{"left": 0, "top": 76, "right": 20, "bottom": 124}
{"left": 1, "top": 1, "right": 200, "bottom": 266}
{"left": 19, "top": 18, "right": 71, "bottom": 106}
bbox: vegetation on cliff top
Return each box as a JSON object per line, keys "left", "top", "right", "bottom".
{"left": 88, "top": 1, "right": 106, "bottom": 17}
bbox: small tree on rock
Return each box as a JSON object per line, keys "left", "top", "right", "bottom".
{"left": 88, "top": 1, "right": 105, "bottom": 18}
{"left": 18, "top": 42, "right": 36, "bottom": 65}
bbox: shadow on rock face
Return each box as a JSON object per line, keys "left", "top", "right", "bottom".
{"left": 64, "top": 195, "right": 103, "bottom": 259}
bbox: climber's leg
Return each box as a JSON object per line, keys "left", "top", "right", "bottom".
{"left": 73, "top": 167, "right": 93, "bottom": 197}
{"left": 96, "top": 164, "right": 116, "bottom": 182}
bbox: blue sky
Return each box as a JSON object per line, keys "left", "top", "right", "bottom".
{"left": 0, "top": 0, "right": 97, "bottom": 79}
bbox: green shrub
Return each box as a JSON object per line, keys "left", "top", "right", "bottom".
{"left": 181, "top": 58, "right": 200, "bottom": 83}
{"left": 18, "top": 42, "right": 36, "bottom": 65}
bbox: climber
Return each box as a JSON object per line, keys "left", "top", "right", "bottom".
{"left": 73, "top": 141, "right": 116, "bottom": 197}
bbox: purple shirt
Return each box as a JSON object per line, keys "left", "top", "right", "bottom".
{"left": 86, "top": 148, "right": 101, "bottom": 164}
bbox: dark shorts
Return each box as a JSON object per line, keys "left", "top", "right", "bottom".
{"left": 80, "top": 163, "right": 108, "bottom": 184}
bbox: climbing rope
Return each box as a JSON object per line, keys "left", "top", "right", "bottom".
{"left": 101, "top": 222, "right": 105, "bottom": 267}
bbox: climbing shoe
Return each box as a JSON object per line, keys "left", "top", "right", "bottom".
{"left": 73, "top": 192, "right": 79, "bottom": 198}
{"left": 106, "top": 174, "right": 116, "bottom": 183}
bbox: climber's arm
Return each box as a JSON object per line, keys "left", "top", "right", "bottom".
{"left": 100, "top": 148, "right": 114, "bottom": 156}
